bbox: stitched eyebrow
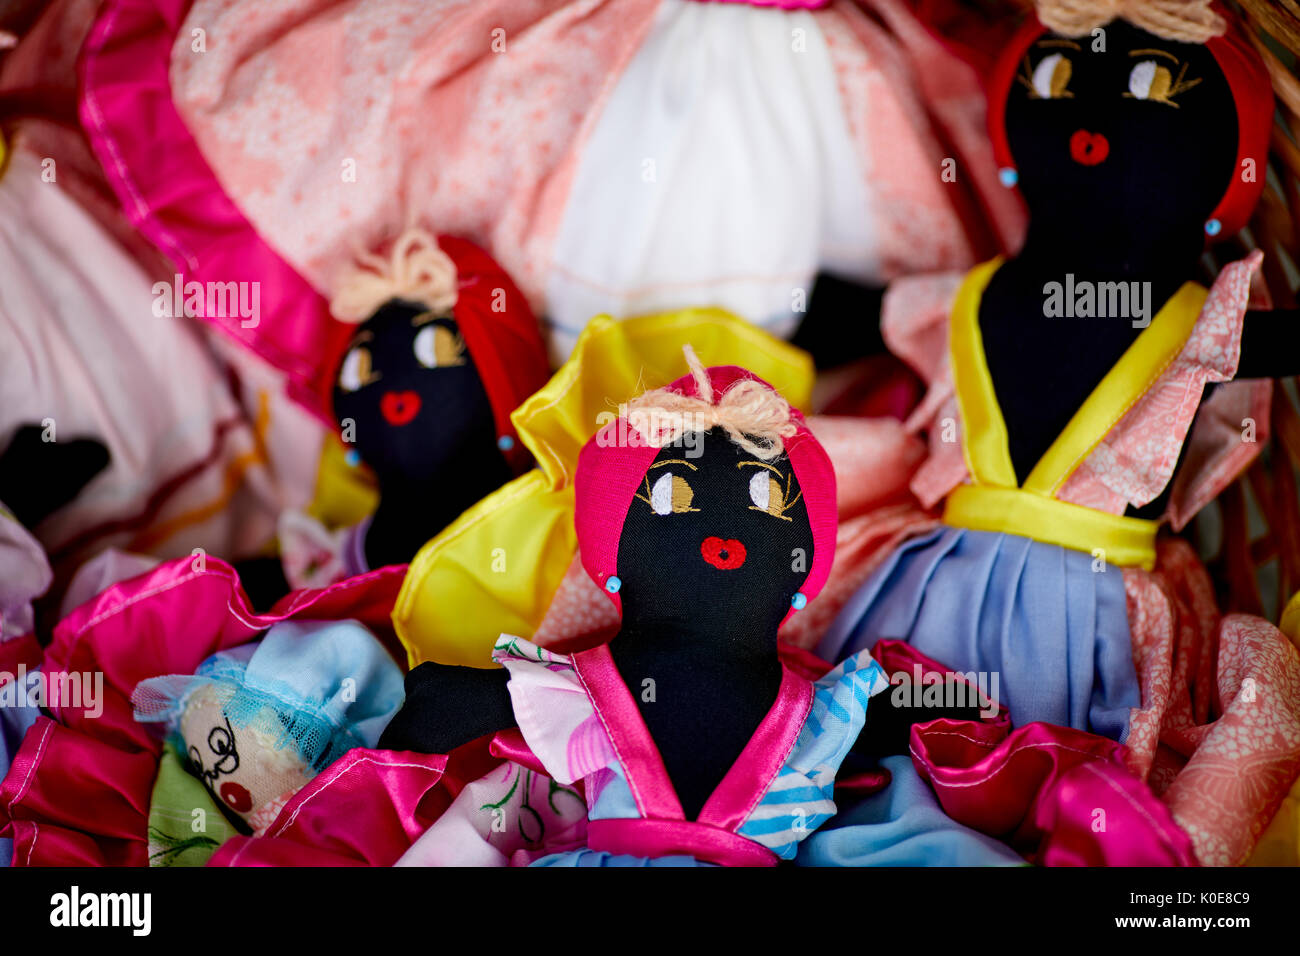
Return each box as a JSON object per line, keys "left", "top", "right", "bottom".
{"left": 1130, "top": 48, "right": 1179, "bottom": 62}
{"left": 411, "top": 311, "right": 440, "bottom": 326}
{"left": 648, "top": 459, "right": 698, "bottom": 471}
{"left": 1036, "top": 38, "right": 1080, "bottom": 50}
{"left": 736, "top": 460, "right": 783, "bottom": 476}
{"left": 347, "top": 331, "right": 373, "bottom": 346}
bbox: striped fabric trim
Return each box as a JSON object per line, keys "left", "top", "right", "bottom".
{"left": 739, "top": 652, "right": 887, "bottom": 857}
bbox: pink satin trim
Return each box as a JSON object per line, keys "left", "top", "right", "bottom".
{"left": 209, "top": 749, "right": 451, "bottom": 867}
{"left": 0, "top": 556, "right": 409, "bottom": 866}
{"left": 489, "top": 728, "right": 548, "bottom": 778}
{"left": 587, "top": 818, "right": 778, "bottom": 867}
{"left": 571, "top": 643, "right": 684, "bottom": 821}
{"left": 777, "top": 640, "right": 835, "bottom": 680}
{"left": 78, "top": 0, "right": 342, "bottom": 420}
{"left": 873, "top": 637, "right": 1010, "bottom": 726}
{"left": 688, "top": 0, "right": 832, "bottom": 8}
{"left": 1, "top": 717, "right": 159, "bottom": 866}
{"left": 0, "top": 632, "right": 42, "bottom": 679}
{"left": 698, "top": 667, "right": 812, "bottom": 830}
{"left": 572, "top": 644, "right": 811, "bottom": 833}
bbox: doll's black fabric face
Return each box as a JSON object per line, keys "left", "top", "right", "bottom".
{"left": 615, "top": 427, "right": 814, "bottom": 634}
{"left": 1006, "top": 21, "right": 1236, "bottom": 237}
{"left": 332, "top": 299, "right": 499, "bottom": 482}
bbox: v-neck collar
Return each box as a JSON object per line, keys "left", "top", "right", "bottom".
{"left": 570, "top": 642, "right": 813, "bottom": 828}
{"left": 950, "top": 258, "right": 1209, "bottom": 496}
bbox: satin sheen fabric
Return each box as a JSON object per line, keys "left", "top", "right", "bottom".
{"left": 0, "top": 557, "right": 407, "bottom": 866}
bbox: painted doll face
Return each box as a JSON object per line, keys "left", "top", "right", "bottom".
{"left": 615, "top": 427, "right": 814, "bottom": 630}
{"left": 332, "top": 300, "right": 500, "bottom": 482}
{"left": 1005, "top": 21, "right": 1237, "bottom": 234}
{"left": 179, "top": 686, "right": 314, "bottom": 834}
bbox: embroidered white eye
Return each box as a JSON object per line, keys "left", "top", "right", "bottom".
{"left": 413, "top": 326, "right": 439, "bottom": 368}
{"left": 1129, "top": 60, "right": 1171, "bottom": 101}
{"left": 338, "top": 346, "right": 373, "bottom": 392}
{"left": 414, "top": 323, "right": 466, "bottom": 369}
{"left": 747, "top": 471, "right": 789, "bottom": 518}
{"left": 1032, "top": 53, "right": 1072, "bottom": 99}
{"left": 748, "top": 470, "right": 770, "bottom": 511}
{"left": 649, "top": 471, "right": 694, "bottom": 515}
{"left": 650, "top": 472, "right": 674, "bottom": 515}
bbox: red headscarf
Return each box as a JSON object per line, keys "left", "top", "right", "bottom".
{"left": 986, "top": 2, "right": 1273, "bottom": 240}
{"left": 436, "top": 236, "right": 552, "bottom": 474}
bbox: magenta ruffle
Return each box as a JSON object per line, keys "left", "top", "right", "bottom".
{"left": 79, "top": 0, "right": 343, "bottom": 420}
{"left": 0, "top": 557, "right": 407, "bottom": 866}
{"left": 868, "top": 639, "right": 1196, "bottom": 865}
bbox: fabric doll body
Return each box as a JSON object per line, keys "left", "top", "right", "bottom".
{"left": 799, "top": 11, "right": 1300, "bottom": 864}
{"left": 177, "top": 681, "right": 316, "bottom": 834}
{"left": 380, "top": 352, "right": 982, "bottom": 865}
{"left": 820, "top": 247, "right": 1265, "bottom": 738}
{"left": 819, "top": 3, "right": 1292, "bottom": 746}
{"left": 330, "top": 297, "right": 512, "bottom": 572}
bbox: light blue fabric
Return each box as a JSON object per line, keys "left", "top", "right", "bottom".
{"left": 132, "top": 619, "right": 405, "bottom": 771}
{"left": 0, "top": 665, "right": 43, "bottom": 867}
{"left": 817, "top": 526, "right": 1139, "bottom": 742}
{"left": 738, "top": 652, "right": 887, "bottom": 857}
{"left": 797, "top": 755, "right": 1027, "bottom": 866}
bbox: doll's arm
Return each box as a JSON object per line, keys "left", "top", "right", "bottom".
{"left": 0, "top": 424, "right": 109, "bottom": 528}
{"left": 1237, "top": 309, "right": 1300, "bottom": 378}
{"left": 851, "top": 681, "right": 985, "bottom": 758}
{"left": 378, "top": 662, "right": 517, "bottom": 754}
{"left": 790, "top": 274, "right": 886, "bottom": 370}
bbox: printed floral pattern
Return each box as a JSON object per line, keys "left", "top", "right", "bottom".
{"left": 1057, "top": 252, "right": 1267, "bottom": 518}
{"left": 1123, "top": 540, "right": 1300, "bottom": 866}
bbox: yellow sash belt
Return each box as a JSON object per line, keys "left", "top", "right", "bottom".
{"left": 943, "top": 258, "right": 1208, "bottom": 572}
{"left": 943, "top": 484, "right": 1158, "bottom": 570}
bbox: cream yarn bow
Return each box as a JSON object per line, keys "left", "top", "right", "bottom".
{"left": 621, "top": 346, "right": 798, "bottom": 461}
{"left": 1036, "top": 0, "right": 1226, "bottom": 43}
{"left": 330, "top": 228, "right": 458, "bottom": 323}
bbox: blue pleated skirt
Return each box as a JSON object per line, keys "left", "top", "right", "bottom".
{"left": 817, "top": 525, "right": 1140, "bottom": 741}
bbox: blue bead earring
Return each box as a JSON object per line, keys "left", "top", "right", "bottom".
{"left": 1204, "top": 218, "right": 1222, "bottom": 237}
{"left": 998, "top": 167, "right": 1018, "bottom": 188}
{"left": 605, "top": 576, "right": 622, "bottom": 594}
{"left": 497, "top": 435, "right": 515, "bottom": 452}
{"left": 344, "top": 448, "right": 361, "bottom": 467}
{"left": 790, "top": 592, "right": 807, "bottom": 610}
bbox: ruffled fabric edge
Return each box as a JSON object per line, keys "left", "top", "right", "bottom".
{"left": 0, "top": 555, "right": 407, "bottom": 866}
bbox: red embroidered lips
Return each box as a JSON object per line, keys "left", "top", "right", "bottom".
{"left": 220, "top": 781, "right": 253, "bottom": 813}
{"left": 381, "top": 390, "right": 422, "bottom": 425}
{"left": 1069, "top": 129, "right": 1109, "bottom": 166}
{"left": 701, "top": 536, "right": 746, "bottom": 570}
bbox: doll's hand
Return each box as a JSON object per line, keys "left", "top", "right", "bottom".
{"left": 0, "top": 424, "right": 109, "bottom": 528}
{"left": 378, "top": 661, "right": 516, "bottom": 755}
{"left": 852, "top": 680, "right": 985, "bottom": 758}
